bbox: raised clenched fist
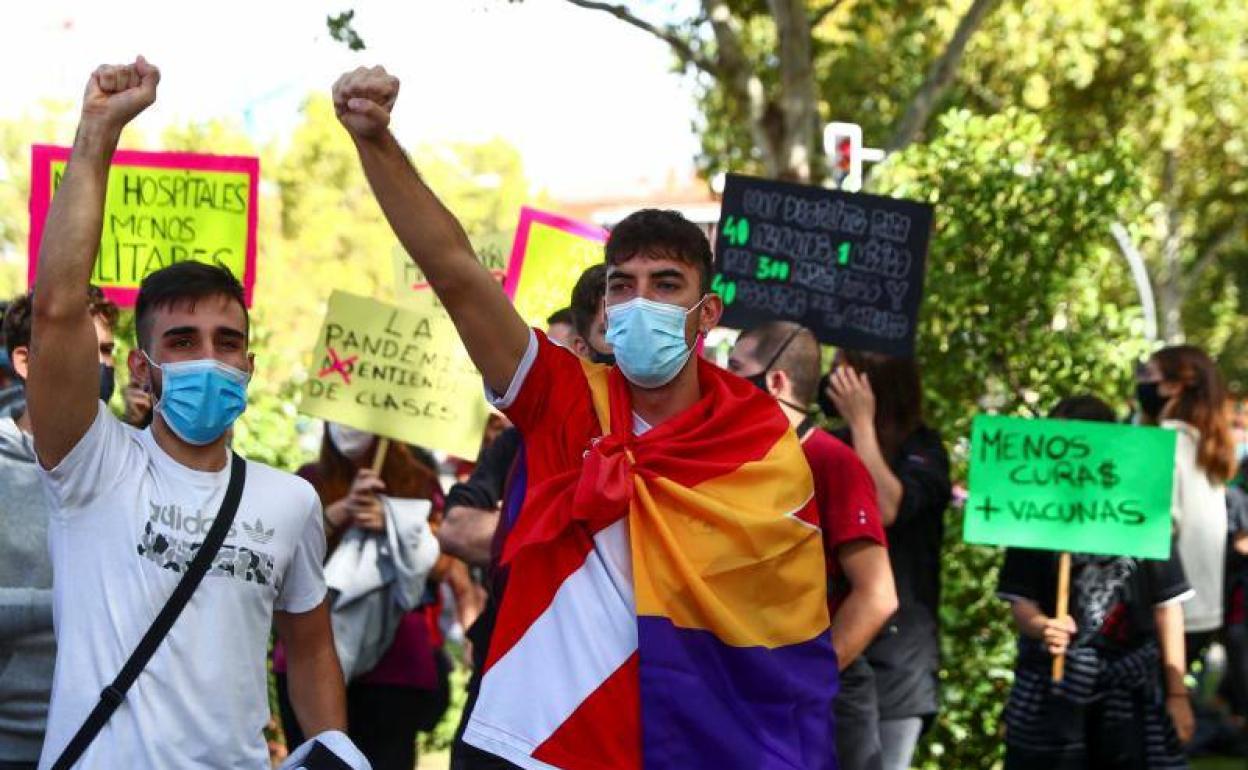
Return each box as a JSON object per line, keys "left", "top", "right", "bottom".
{"left": 81, "top": 56, "right": 160, "bottom": 132}
{"left": 332, "top": 66, "right": 399, "bottom": 141}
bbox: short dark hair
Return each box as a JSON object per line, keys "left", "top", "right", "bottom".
{"left": 87, "top": 285, "right": 120, "bottom": 331}
{"left": 739, "top": 321, "right": 821, "bottom": 405}
{"left": 546, "top": 307, "right": 575, "bottom": 328}
{"left": 4, "top": 285, "right": 119, "bottom": 360}
{"left": 135, "top": 262, "right": 248, "bottom": 351}
{"left": 605, "top": 209, "right": 713, "bottom": 293}
{"left": 1, "top": 294, "right": 29, "bottom": 361}
{"left": 1049, "top": 395, "right": 1117, "bottom": 423}
{"left": 839, "top": 349, "right": 924, "bottom": 461}
{"left": 570, "top": 264, "right": 607, "bottom": 340}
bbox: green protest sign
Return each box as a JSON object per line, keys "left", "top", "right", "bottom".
{"left": 964, "top": 415, "right": 1176, "bottom": 559}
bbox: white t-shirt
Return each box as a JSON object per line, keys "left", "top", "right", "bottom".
{"left": 1166, "top": 419, "right": 1228, "bottom": 633}
{"left": 37, "top": 404, "right": 326, "bottom": 770}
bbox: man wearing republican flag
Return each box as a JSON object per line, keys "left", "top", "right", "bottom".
{"left": 336, "top": 65, "right": 838, "bottom": 769}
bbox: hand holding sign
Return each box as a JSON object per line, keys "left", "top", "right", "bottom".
{"left": 1041, "top": 615, "right": 1076, "bottom": 657}
{"left": 332, "top": 66, "right": 400, "bottom": 141}
{"left": 81, "top": 57, "right": 160, "bottom": 134}
{"left": 346, "top": 469, "right": 387, "bottom": 532}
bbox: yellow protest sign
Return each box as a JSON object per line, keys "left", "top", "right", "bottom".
{"left": 300, "top": 291, "right": 489, "bottom": 460}
{"left": 504, "top": 207, "right": 607, "bottom": 327}
{"left": 28, "top": 146, "right": 258, "bottom": 306}
{"left": 392, "top": 231, "right": 512, "bottom": 308}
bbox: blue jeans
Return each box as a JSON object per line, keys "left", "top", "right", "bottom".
{"left": 879, "top": 716, "right": 923, "bottom": 770}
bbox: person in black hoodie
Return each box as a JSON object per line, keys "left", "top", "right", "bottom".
{"left": 825, "top": 350, "right": 951, "bottom": 770}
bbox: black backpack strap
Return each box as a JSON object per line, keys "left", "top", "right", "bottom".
{"left": 299, "top": 741, "right": 355, "bottom": 769}
{"left": 51, "top": 453, "right": 247, "bottom": 770}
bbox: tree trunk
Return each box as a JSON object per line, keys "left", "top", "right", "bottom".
{"left": 887, "top": 0, "right": 1001, "bottom": 152}
{"left": 1154, "top": 151, "right": 1186, "bottom": 343}
{"left": 768, "top": 0, "right": 821, "bottom": 182}
{"left": 564, "top": 0, "right": 997, "bottom": 183}
{"left": 702, "top": 0, "right": 784, "bottom": 177}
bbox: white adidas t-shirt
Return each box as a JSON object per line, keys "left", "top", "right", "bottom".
{"left": 37, "top": 403, "right": 326, "bottom": 770}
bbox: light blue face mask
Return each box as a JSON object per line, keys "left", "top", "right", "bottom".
{"left": 605, "top": 295, "right": 706, "bottom": 389}
{"left": 145, "top": 353, "right": 250, "bottom": 446}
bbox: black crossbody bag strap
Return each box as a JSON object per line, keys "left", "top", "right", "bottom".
{"left": 51, "top": 453, "right": 247, "bottom": 770}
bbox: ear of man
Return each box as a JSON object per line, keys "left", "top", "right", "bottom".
{"left": 10, "top": 347, "right": 29, "bottom": 381}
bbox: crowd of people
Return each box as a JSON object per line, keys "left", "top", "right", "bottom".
{"left": 0, "top": 56, "right": 1244, "bottom": 770}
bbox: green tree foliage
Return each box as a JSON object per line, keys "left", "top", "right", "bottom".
{"left": 878, "top": 109, "right": 1149, "bottom": 439}
{"left": 951, "top": 0, "right": 1248, "bottom": 375}
{"left": 0, "top": 102, "right": 77, "bottom": 298}
{"left": 869, "top": 108, "right": 1151, "bottom": 769}
{"left": 607, "top": 0, "right": 1248, "bottom": 353}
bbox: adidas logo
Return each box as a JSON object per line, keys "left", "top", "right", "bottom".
{"left": 242, "top": 517, "right": 275, "bottom": 545}
{"left": 149, "top": 502, "right": 238, "bottom": 539}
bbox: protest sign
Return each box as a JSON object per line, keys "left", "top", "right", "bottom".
{"left": 392, "top": 231, "right": 512, "bottom": 308}
{"left": 28, "top": 145, "right": 259, "bottom": 307}
{"left": 300, "top": 291, "right": 490, "bottom": 460}
{"left": 712, "top": 173, "right": 933, "bottom": 357}
{"left": 963, "top": 415, "right": 1176, "bottom": 559}
{"left": 504, "top": 207, "right": 607, "bottom": 327}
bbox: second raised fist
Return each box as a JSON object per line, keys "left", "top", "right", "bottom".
{"left": 81, "top": 56, "right": 160, "bottom": 134}
{"left": 332, "top": 66, "right": 400, "bottom": 141}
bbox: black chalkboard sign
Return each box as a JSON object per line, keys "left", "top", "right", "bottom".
{"left": 713, "top": 174, "right": 933, "bottom": 357}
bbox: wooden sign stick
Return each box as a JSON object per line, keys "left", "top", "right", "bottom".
{"left": 371, "top": 437, "right": 391, "bottom": 475}
{"left": 1052, "top": 551, "right": 1071, "bottom": 682}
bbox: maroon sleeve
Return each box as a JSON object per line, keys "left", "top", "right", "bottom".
{"left": 814, "top": 431, "right": 887, "bottom": 553}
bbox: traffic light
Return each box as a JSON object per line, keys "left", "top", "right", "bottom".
{"left": 824, "top": 121, "right": 863, "bottom": 192}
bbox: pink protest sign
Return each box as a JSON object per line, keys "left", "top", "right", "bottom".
{"left": 28, "top": 145, "right": 259, "bottom": 307}
{"left": 504, "top": 206, "right": 608, "bottom": 326}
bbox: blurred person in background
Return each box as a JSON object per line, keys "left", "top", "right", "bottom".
{"left": 999, "top": 395, "right": 1194, "bottom": 769}
{"left": 544, "top": 308, "right": 579, "bottom": 350}
{"left": 0, "top": 288, "right": 117, "bottom": 770}
{"left": 825, "top": 350, "right": 952, "bottom": 770}
{"left": 1136, "top": 346, "right": 1234, "bottom": 665}
{"left": 729, "top": 321, "right": 897, "bottom": 770}
{"left": 274, "top": 423, "right": 478, "bottom": 770}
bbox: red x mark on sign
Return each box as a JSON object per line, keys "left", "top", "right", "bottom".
{"left": 318, "top": 347, "right": 358, "bottom": 385}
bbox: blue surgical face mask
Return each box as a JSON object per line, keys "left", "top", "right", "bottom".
{"left": 144, "top": 353, "right": 250, "bottom": 446}
{"left": 605, "top": 296, "right": 705, "bottom": 389}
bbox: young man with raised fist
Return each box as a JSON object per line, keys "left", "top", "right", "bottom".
{"left": 338, "top": 66, "right": 838, "bottom": 769}
{"left": 28, "top": 59, "right": 346, "bottom": 769}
